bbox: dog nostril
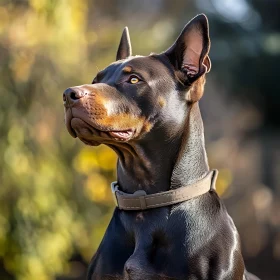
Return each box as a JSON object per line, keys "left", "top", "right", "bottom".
{"left": 63, "top": 88, "right": 87, "bottom": 103}
{"left": 70, "top": 91, "right": 79, "bottom": 100}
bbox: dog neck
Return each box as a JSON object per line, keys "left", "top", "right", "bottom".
{"left": 112, "top": 102, "right": 209, "bottom": 194}
{"left": 170, "top": 102, "right": 209, "bottom": 188}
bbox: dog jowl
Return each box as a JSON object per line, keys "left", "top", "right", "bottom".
{"left": 63, "top": 14, "right": 260, "bottom": 280}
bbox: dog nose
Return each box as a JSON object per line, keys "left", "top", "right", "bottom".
{"left": 63, "top": 87, "right": 87, "bottom": 105}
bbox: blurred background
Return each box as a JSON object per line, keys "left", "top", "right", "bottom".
{"left": 0, "top": 0, "right": 279, "bottom": 279}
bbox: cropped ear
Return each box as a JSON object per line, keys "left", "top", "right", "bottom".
{"left": 116, "top": 27, "right": 132, "bottom": 61}
{"left": 164, "top": 14, "right": 211, "bottom": 83}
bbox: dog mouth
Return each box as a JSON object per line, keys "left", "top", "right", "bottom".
{"left": 107, "top": 130, "right": 134, "bottom": 141}
{"left": 65, "top": 114, "right": 135, "bottom": 145}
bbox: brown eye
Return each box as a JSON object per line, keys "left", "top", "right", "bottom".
{"left": 129, "top": 76, "right": 139, "bottom": 84}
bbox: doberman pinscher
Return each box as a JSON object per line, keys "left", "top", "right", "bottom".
{"left": 63, "top": 14, "right": 260, "bottom": 280}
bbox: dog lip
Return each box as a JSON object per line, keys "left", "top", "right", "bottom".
{"left": 65, "top": 109, "right": 77, "bottom": 138}
{"left": 68, "top": 115, "right": 135, "bottom": 142}
{"left": 67, "top": 122, "right": 77, "bottom": 138}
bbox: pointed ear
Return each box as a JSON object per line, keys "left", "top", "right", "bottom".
{"left": 165, "top": 14, "right": 211, "bottom": 83}
{"left": 116, "top": 27, "right": 132, "bottom": 61}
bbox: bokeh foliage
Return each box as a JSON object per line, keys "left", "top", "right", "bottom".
{"left": 0, "top": 1, "right": 119, "bottom": 279}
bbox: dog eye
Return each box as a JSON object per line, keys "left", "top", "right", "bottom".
{"left": 129, "top": 76, "right": 139, "bottom": 84}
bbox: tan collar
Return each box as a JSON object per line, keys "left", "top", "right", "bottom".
{"left": 111, "top": 169, "right": 218, "bottom": 211}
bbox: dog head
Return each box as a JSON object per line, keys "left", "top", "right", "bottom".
{"left": 63, "top": 14, "right": 211, "bottom": 146}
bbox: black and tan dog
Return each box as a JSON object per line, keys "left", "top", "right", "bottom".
{"left": 63, "top": 14, "right": 260, "bottom": 280}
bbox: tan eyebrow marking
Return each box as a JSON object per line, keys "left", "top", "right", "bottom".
{"left": 122, "top": 66, "right": 132, "bottom": 73}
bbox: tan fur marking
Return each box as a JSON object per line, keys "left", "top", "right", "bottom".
{"left": 122, "top": 66, "right": 132, "bottom": 73}
{"left": 188, "top": 75, "right": 206, "bottom": 102}
{"left": 81, "top": 89, "right": 145, "bottom": 131}
{"left": 91, "top": 112, "right": 145, "bottom": 132}
{"left": 143, "top": 121, "right": 152, "bottom": 132}
{"left": 158, "top": 96, "right": 166, "bottom": 108}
